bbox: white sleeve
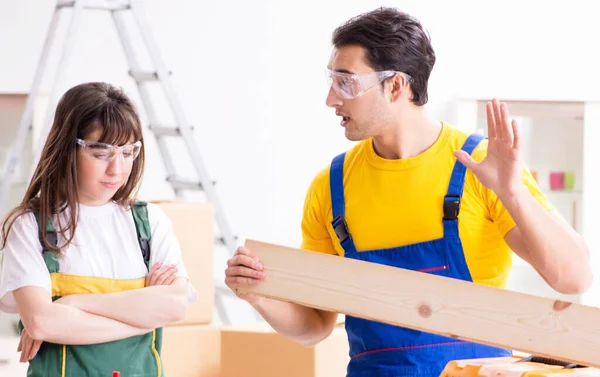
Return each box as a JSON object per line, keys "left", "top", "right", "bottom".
{"left": 0, "top": 213, "right": 52, "bottom": 314}
{"left": 146, "top": 203, "right": 198, "bottom": 306}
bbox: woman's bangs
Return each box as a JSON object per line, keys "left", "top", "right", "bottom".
{"left": 95, "top": 105, "right": 142, "bottom": 146}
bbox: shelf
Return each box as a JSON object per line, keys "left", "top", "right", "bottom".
{"left": 456, "top": 98, "right": 598, "bottom": 307}
{"left": 542, "top": 190, "right": 582, "bottom": 198}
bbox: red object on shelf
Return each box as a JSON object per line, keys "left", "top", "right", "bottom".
{"left": 112, "top": 372, "right": 121, "bottom": 377}
{"left": 549, "top": 171, "right": 565, "bottom": 190}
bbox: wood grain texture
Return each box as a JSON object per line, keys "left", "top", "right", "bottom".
{"left": 236, "top": 239, "right": 600, "bottom": 367}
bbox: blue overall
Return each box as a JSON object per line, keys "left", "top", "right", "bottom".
{"left": 329, "top": 134, "right": 512, "bottom": 377}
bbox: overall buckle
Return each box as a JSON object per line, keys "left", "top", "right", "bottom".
{"left": 332, "top": 215, "right": 351, "bottom": 243}
{"left": 47, "top": 231, "right": 58, "bottom": 246}
{"left": 443, "top": 195, "right": 461, "bottom": 220}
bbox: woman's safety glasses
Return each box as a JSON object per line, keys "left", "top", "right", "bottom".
{"left": 76, "top": 138, "right": 142, "bottom": 163}
{"left": 326, "top": 69, "right": 412, "bottom": 99}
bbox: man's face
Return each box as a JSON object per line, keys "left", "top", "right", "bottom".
{"left": 325, "top": 45, "right": 392, "bottom": 141}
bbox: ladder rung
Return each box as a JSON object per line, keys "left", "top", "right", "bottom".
{"left": 129, "top": 70, "right": 159, "bottom": 82}
{"left": 129, "top": 70, "right": 172, "bottom": 82}
{"left": 149, "top": 125, "right": 181, "bottom": 137}
{"left": 57, "top": 0, "right": 130, "bottom": 11}
{"left": 215, "top": 283, "right": 236, "bottom": 296}
{"left": 149, "top": 125, "right": 195, "bottom": 137}
{"left": 215, "top": 235, "right": 238, "bottom": 248}
{"left": 167, "top": 177, "right": 203, "bottom": 191}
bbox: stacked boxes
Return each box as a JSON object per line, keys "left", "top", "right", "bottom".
{"left": 220, "top": 322, "right": 350, "bottom": 377}
{"left": 154, "top": 200, "right": 215, "bottom": 325}
{"left": 153, "top": 200, "right": 221, "bottom": 377}
{"left": 153, "top": 200, "right": 351, "bottom": 377}
{"left": 161, "top": 324, "right": 221, "bottom": 377}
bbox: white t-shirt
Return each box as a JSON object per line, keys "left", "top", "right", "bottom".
{"left": 0, "top": 201, "right": 197, "bottom": 313}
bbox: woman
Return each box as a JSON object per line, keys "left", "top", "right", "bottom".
{"left": 0, "top": 82, "right": 196, "bottom": 377}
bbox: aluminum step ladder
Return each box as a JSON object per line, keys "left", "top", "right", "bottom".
{"left": 0, "top": 0, "right": 251, "bottom": 325}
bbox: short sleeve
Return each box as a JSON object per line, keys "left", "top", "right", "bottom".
{"left": 0, "top": 213, "right": 52, "bottom": 313}
{"left": 300, "top": 169, "right": 338, "bottom": 255}
{"left": 146, "top": 203, "right": 198, "bottom": 306}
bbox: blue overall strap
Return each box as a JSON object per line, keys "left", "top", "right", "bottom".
{"left": 329, "top": 152, "right": 358, "bottom": 254}
{"left": 443, "top": 133, "right": 485, "bottom": 238}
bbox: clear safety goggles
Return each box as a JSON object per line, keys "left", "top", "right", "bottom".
{"left": 326, "top": 69, "right": 412, "bottom": 99}
{"left": 76, "top": 138, "right": 142, "bottom": 163}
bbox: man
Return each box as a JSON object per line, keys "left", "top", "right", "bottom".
{"left": 224, "top": 7, "right": 592, "bottom": 377}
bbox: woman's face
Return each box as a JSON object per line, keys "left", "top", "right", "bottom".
{"left": 76, "top": 128, "right": 140, "bottom": 206}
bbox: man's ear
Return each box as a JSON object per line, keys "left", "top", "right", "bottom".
{"left": 389, "top": 74, "right": 409, "bottom": 102}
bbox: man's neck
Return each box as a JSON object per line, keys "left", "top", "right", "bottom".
{"left": 372, "top": 108, "right": 442, "bottom": 160}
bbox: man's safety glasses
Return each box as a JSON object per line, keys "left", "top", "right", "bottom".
{"left": 76, "top": 138, "right": 142, "bottom": 163}
{"left": 326, "top": 69, "right": 412, "bottom": 99}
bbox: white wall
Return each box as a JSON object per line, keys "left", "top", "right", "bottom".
{"left": 1, "top": 0, "right": 600, "bottom": 310}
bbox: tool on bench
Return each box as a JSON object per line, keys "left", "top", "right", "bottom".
{"left": 440, "top": 355, "right": 596, "bottom": 377}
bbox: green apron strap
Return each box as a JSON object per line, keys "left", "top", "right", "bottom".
{"left": 32, "top": 210, "right": 60, "bottom": 274}
{"left": 131, "top": 200, "right": 152, "bottom": 270}
{"left": 20, "top": 208, "right": 59, "bottom": 337}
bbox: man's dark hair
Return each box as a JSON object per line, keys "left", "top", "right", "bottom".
{"left": 332, "top": 7, "right": 436, "bottom": 106}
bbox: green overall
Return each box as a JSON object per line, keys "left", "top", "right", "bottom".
{"left": 20, "top": 201, "right": 164, "bottom": 377}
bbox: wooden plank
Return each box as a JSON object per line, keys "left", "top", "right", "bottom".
{"left": 236, "top": 239, "right": 600, "bottom": 368}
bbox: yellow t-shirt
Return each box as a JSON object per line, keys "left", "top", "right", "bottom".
{"left": 300, "top": 122, "right": 552, "bottom": 288}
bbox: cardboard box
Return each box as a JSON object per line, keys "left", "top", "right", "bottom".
{"left": 153, "top": 200, "right": 215, "bottom": 325}
{"left": 0, "top": 95, "right": 35, "bottom": 211}
{"left": 221, "top": 322, "right": 350, "bottom": 377}
{"left": 161, "top": 324, "right": 221, "bottom": 377}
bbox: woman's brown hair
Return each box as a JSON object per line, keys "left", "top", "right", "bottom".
{"left": 1, "top": 82, "right": 146, "bottom": 253}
